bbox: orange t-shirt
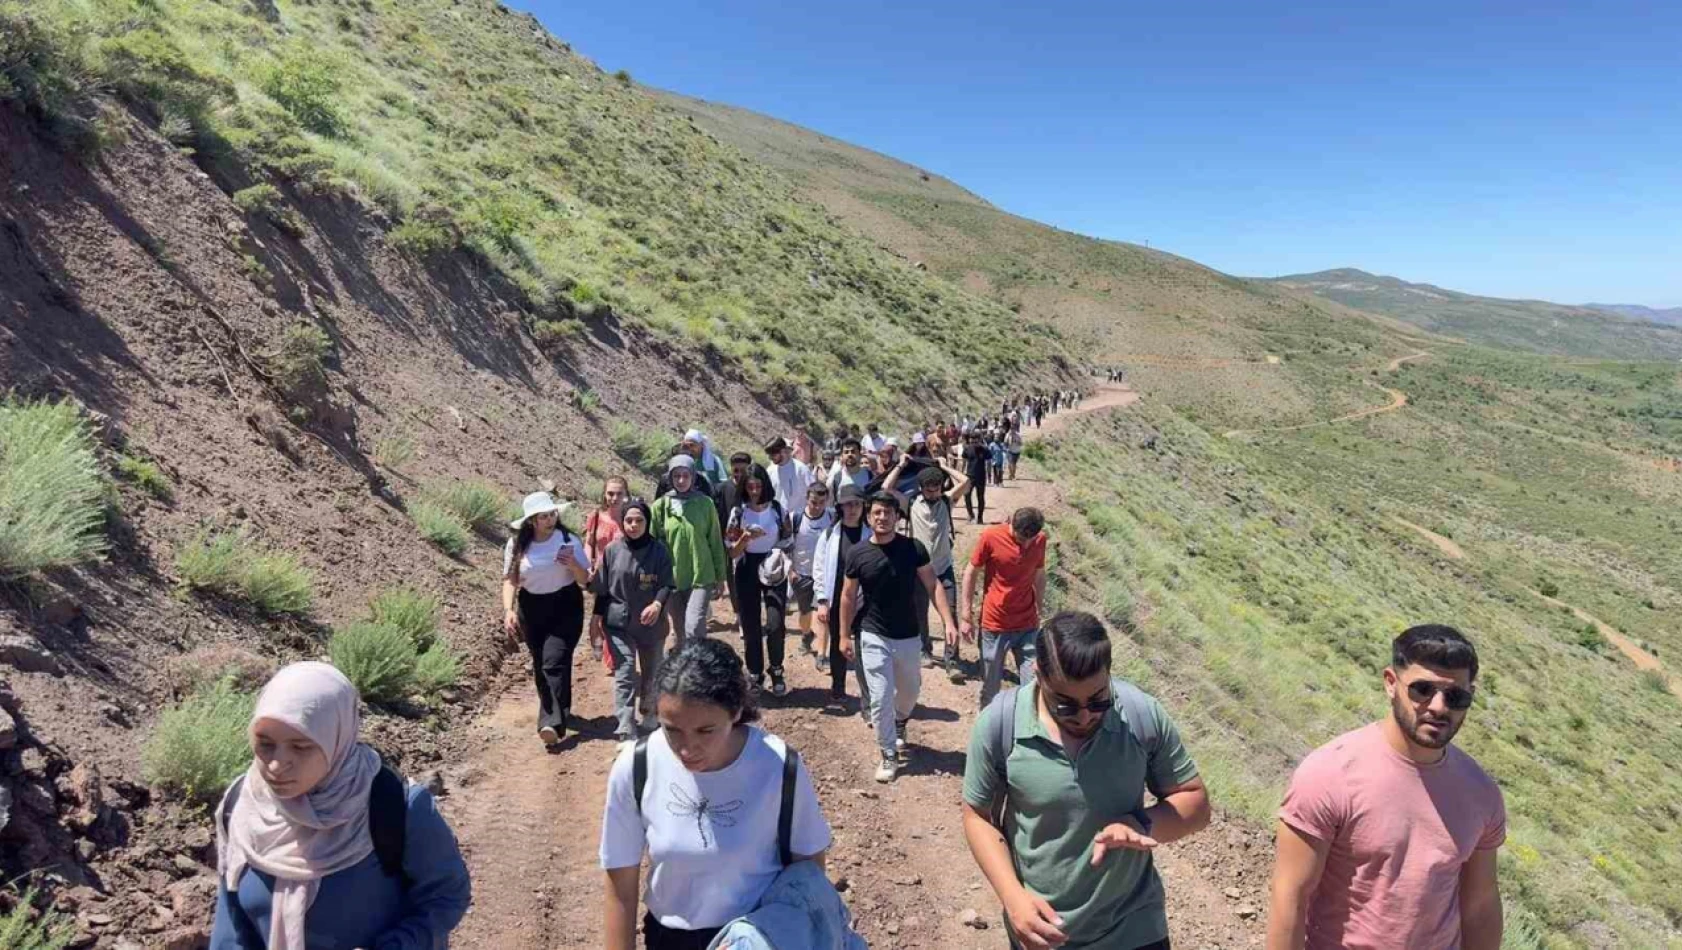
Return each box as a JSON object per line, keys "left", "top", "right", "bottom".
{"left": 970, "top": 525, "right": 1045, "bottom": 632}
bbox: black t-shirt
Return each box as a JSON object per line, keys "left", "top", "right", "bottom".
{"left": 963, "top": 443, "right": 989, "bottom": 480}
{"left": 844, "top": 535, "right": 930, "bottom": 639}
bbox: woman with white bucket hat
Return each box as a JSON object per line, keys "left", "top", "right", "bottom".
{"left": 502, "top": 491, "right": 590, "bottom": 746}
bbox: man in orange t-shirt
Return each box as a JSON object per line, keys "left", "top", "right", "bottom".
{"left": 959, "top": 506, "right": 1047, "bottom": 707}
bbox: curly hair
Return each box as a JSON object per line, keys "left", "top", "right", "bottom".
{"left": 655, "top": 638, "right": 761, "bottom": 723}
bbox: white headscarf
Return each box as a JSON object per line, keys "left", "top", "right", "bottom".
{"left": 684, "top": 427, "right": 723, "bottom": 479}
{"left": 218, "top": 662, "right": 384, "bottom": 950}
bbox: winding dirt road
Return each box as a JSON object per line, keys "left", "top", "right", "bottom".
{"left": 441, "top": 385, "right": 1271, "bottom": 949}
{"left": 1223, "top": 352, "right": 1428, "bottom": 439}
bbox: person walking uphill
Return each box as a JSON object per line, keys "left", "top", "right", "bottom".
{"left": 813, "top": 484, "right": 869, "bottom": 705}
{"left": 726, "top": 464, "right": 793, "bottom": 697}
{"left": 591, "top": 499, "right": 675, "bottom": 749}
{"left": 601, "top": 639, "right": 832, "bottom": 950}
{"left": 838, "top": 492, "right": 960, "bottom": 783}
{"left": 212, "top": 662, "right": 471, "bottom": 950}
{"left": 908, "top": 463, "right": 971, "bottom": 682}
{"left": 584, "top": 476, "right": 630, "bottom": 572}
{"left": 962, "top": 612, "right": 1209, "bottom": 950}
{"left": 503, "top": 492, "right": 591, "bottom": 746}
{"left": 963, "top": 507, "right": 1049, "bottom": 708}
{"left": 1266, "top": 625, "right": 1505, "bottom": 950}
{"left": 651, "top": 456, "right": 730, "bottom": 649}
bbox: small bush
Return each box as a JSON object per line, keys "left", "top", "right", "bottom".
{"left": 0, "top": 888, "right": 76, "bottom": 950}
{"left": 414, "top": 644, "right": 461, "bottom": 696}
{"left": 613, "top": 69, "right": 632, "bottom": 85}
{"left": 532, "top": 318, "right": 586, "bottom": 355}
{"left": 176, "top": 530, "right": 314, "bottom": 615}
{"left": 429, "top": 480, "right": 510, "bottom": 534}
{"left": 373, "top": 435, "right": 416, "bottom": 469}
{"left": 261, "top": 49, "right": 344, "bottom": 137}
{"left": 114, "top": 452, "right": 173, "bottom": 501}
{"left": 1022, "top": 441, "right": 1047, "bottom": 463}
{"left": 141, "top": 677, "right": 255, "bottom": 803}
{"left": 1641, "top": 670, "right": 1670, "bottom": 694}
{"left": 1537, "top": 578, "right": 1560, "bottom": 598}
{"left": 266, "top": 323, "right": 332, "bottom": 403}
{"left": 0, "top": 399, "right": 108, "bottom": 577}
{"left": 413, "top": 500, "right": 469, "bottom": 555}
{"left": 369, "top": 587, "right": 440, "bottom": 650}
{"left": 329, "top": 622, "right": 417, "bottom": 704}
{"left": 232, "top": 183, "right": 305, "bottom": 237}
{"left": 389, "top": 220, "right": 456, "bottom": 256}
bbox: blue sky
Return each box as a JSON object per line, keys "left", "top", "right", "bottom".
{"left": 513, "top": 0, "right": 1682, "bottom": 307}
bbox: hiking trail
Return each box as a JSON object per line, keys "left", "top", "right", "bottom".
{"left": 1390, "top": 517, "right": 1680, "bottom": 700}
{"left": 1222, "top": 352, "right": 1428, "bottom": 439}
{"left": 440, "top": 384, "right": 1270, "bottom": 949}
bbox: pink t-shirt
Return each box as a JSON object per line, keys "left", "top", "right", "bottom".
{"left": 1279, "top": 722, "right": 1506, "bottom": 950}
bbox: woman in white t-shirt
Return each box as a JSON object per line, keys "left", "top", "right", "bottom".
{"left": 601, "top": 639, "right": 831, "bottom": 950}
{"left": 501, "top": 492, "right": 590, "bottom": 747}
{"left": 726, "top": 465, "right": 793, "bottom": 697}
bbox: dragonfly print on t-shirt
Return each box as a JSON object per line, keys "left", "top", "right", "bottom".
{"left": 665, "top": 784, "right": 743, "bottom": 848}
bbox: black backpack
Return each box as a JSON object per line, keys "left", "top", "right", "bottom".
{"left": 632, "top": 736, "right": 801, "bottom": 866}
{"left": 221, "top": 764, "right": 409, "bottom": 883}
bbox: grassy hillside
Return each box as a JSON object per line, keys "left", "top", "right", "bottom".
{"left": 1273, "top": 269, "right": 1682, "bottom": 360}
{"left": 0, "top": 0, "right": 1076, "bottom": 425}
{"left": 1588, "top": 303, "right": 1682, "bottom": 328}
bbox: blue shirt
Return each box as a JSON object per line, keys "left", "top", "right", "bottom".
{"left": 211, "top": 785, "right": 471, "bottom": 950}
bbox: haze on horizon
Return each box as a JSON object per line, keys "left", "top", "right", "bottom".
{"left": 514, "top": 0, "right": 1682, "bottom": 309}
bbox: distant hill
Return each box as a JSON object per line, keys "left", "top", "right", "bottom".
{"left": 1585, "top": 303, "right": 1682, "bottom": 327}
{"left": 1270, "top": 269, "right": 1682, "bottom": 360}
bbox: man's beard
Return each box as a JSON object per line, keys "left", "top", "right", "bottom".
{"left": 1392, "top": 694, "right": 1461, "bottom": 750}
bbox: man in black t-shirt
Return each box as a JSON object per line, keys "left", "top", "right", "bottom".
{"left": 839, "top": 492, "right": 960, "bottom": 783}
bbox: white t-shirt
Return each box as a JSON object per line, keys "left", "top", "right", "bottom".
{"left": 768, "top": 459, "right": 813, "bottom": 512}
{"left": 790, "top": 508, "right": 834, "bottom": 578}
{"left": 860, "top": 433, "right": 886, "bottom": 455}
{"left": 599, "top": 726, "right": 831, "bottom": 929}
{"left": 502, "top": 532, "right": 587, "bottom": 595}
{"left": 733, "top": 504, "right": 784, "bottom": 555}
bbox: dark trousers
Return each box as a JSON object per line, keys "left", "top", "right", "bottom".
{"left": 828, "top": 618, "right": 852, "bottom": 694}
{"left": 735, "top": 552, "right": 788, "bottom": 680}
{"left": 964, "top": 479, "right": 987, "bottom": 524}
{"left": 642, "top": 912, "right": 720, "bottom": 950}
{"left": 519, "top": 585, "right": 583, "bottom": 731}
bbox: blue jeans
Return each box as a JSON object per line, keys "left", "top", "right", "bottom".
{"left": 914, "top": 565, "right": 959, "bottom": 660}
{"left": 980, "top": 627, "right": 1037, "bottom": 707}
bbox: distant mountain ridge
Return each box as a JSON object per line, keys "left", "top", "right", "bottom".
{"left": 1270, "top": 269, "right": 1682, "bottom": 360}
{"left": 1585, "top": 302, "right": 1682, "bottom": 327}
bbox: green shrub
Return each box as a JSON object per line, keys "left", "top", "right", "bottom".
{"left": 612, "top": 69, "right": 632, "bottom": 85}
{"left": 176, "top": 530, "right": 313, "bottom": 615}
{"left": 232, "top": 183, "right": 305, "bottom": 237}
{"left": 0, "top": 888, "right": 76, "bottom": 950}
{"left": 1022, "top": 440, "right": 1047, "bottom": 462}
{"left": 0, "top": 399, "right": 108, "bottom": 577}
{"left": 261, "top": 49, "right": 344, "bottom": 137}
{"left": 1641, "top": 670, "right": 1671, "bottom": 694}
{"left": 532, "top": 318, "right": 586, "bottom": 354}
{"left": 369, "top": 587, "right": 440, "bottom": 650}
{"left": 373, "top": 435, "right": 416, "bottom": 469}
{"left": 389, "top": 220, "right": 456, "bottom": 256}
{"left": 413, "top": 500, "right": 469, "bottom": 555}
{"left": 413, "top": 644, "right": 461, "bottom": 696}
{"left": 1537, "top": 578, "right": 1560, "bottom": 598}
{"left": 266, "top": 323, "right": 332, "bottom": 402}
{"left": 0, "top": 4, "right": 101, "bottom": 151}
{"left": 1576, "top": 623, "right": 1607, "bottom": 652}
{"left": 329, "top": 622, "right": 417, "bottom": 704}
{"left": 429, "top": 479, "right": 510, "bottom": 534}
{"left": 141, "top": 677, "right": 255, "bottom": 803}
{"left": 114, "top": 452, "right": 173, "bottom": 501}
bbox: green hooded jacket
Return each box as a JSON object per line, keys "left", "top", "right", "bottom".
{"left": 650, "top": 490, "right": 729, "bottom": 590}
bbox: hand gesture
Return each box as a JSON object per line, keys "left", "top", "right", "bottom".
{"left": 1003, "top": 889, "right": 1067, "bottom": 949}
{"left": 1091, "top": 819, "right": 1157, "bottom": 865}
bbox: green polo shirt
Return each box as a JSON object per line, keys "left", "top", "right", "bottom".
{"left": 962, "top": 682, "right": 1199, "bottom": 949}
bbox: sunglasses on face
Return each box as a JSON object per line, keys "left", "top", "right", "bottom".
{"left": 1406, "top": 680, "right": 1475, "bottom": 710}
{"left": 1048, "top": 691, "right": 1114, "bottom": 719}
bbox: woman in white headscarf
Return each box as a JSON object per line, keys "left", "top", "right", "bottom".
{"left": 211, "top": 662, "right": 471, "bottom": 950}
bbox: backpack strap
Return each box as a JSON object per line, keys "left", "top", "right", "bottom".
{"left": 368, "top": 765, "right": 408, "bottom": 881}
{"left": 633, "top": 736, "right": 649, "bottom": 815}
{"left": 778, "top": 746, "right": 799, "bottom": 867}
{"left": 985, "top": 686, "right": 1020, "bottom": 828}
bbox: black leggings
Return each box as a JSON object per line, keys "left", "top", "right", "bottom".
{"left": 519, "top": 585, "right": 583, "bottom": 731}
{"left": 735, "top": 551, "right": 788, "bottom": 680}
{"left": 964, "top": 479, "right": 987, "bottom": 524}
{"left": 642, "top": 912, "right": 720, "bottom": 950}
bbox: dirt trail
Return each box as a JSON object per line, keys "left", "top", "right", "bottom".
{"left": 1223, "top": 352, "right": 1428, "bottom": 439}
{"left": 1388, "top": 517, "right": 1679, "bottom": 699}
{"left": 1112, "top": 353, "right": 1280, "bottom": 369}
{"left": 443, "top": 384, "right": 1268, "bottom": 949}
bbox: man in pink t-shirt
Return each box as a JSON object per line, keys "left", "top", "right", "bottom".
{"left": 1266, "top": 624, "right": 1506, "bottom": 950}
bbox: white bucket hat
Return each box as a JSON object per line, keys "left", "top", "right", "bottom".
{"left": 510, "top": 491, "right": 568, "bottom": 530}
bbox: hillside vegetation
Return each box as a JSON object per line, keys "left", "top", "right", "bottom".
{"left": 1273, "top": 269, "right": 1682, "bottom": 360}
{"left": 1, "top": 0, "right": 1075, "bottom": 424}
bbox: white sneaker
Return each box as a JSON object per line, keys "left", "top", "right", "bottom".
{"left": 538, "top": 726, "right": 559, "bottom": 745}
{"left": 874, "top": 755, "right": 897, "bottom": 783}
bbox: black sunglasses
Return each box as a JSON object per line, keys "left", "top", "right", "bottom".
{"left": 1048, "top": 691, "right": 1114, "bottom": 719}
{"left": 1406, "top": 680, "right": 1475, "bottom": 710}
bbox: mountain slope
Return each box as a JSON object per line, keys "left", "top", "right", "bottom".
{"left": 1272, "top": 268, "right": 1682, "bottom": 359}
{"left": 1586, "top": 302, "right": 1682, "bottom": 327}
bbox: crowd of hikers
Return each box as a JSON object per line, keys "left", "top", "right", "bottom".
{"left": 207, "top": 381, "right": 1509, "bottom": 950}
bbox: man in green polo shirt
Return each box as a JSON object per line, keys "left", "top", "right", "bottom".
{"left": 961, "top": 611, "right": 1211, "bottom": 949}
